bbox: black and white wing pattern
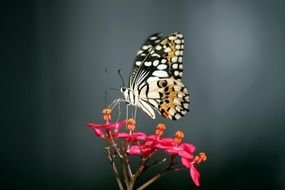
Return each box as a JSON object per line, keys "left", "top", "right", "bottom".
{"left": 129, "top": 33, "right": 163, "bottom": 89}
{"left": 130, "top": 32, "right": 189, "bottom": 120}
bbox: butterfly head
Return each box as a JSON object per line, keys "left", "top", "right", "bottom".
{"left": 120, "top": 86, "right": 132, "bottom": 104}
{"left": 120, "top": 86, "right": 127, "bottom": 93}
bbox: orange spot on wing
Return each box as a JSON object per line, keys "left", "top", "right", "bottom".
{"left": 160, "top": 39, "right": 177, "bottom": 63}
{"left": 161, "top": 109, "right": 169, "bottom": 118}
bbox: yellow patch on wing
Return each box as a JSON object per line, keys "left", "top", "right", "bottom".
{"left": 160, "top": 39, "right": 177, "bottom": 63}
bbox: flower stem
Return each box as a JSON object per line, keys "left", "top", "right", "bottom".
{"left": 104, "top": 147, "right": 124, "bottom": 190}
{"left": 121, "top": 148, "right": 131, "bottom": 188}
{"left": 136, "top": 171, "right": 166, "bottom": 190}
{"left": 107, "top": 131, "right": 122, "bottom": 158}
{"left": 136, "top": 155, "right": 177, "bottom": 190}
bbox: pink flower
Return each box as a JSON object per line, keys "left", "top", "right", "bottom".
{"left": 87, "top": 107, "right": 208, "bottom": 188}
{"left": 181, "top": 157, "right": 200, "bottom": 186}
{"left": 154, "top": 137, "right": 176, "bottom": 148}
{"left": 117, "top": 132, "right": 147, "bottom": 141}
{"left": 181, "top": 152, "right": 207, "bottom": 186}
{"left": 154, "top": 131, "right": 196, "bottom": 160}
{"left": 165, "top": 143, "right": 195, "bottom": 160}
{"left": 87, "top": 120, "right": 126, "bottom": 130}
{"left": 128, "top": 141, "right": 155, "bottom": 157}
{"left": 87, "top": 120, "right": 127, "bottom": 138}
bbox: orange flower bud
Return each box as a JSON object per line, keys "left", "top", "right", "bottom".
{"left": 127, "top": 118, "right": 136, "bottom": 131}
{"left": 174, "top": 131, "right": 184, "bottom": 144}
{"left": 199, "top": 152, "right": 207, "bottom": 161}
{"left": 194, "top": 152, "right": 207, "bottom": 164}
{"left": 155, "top": 123, "right": 166, "bottom": 137}
{"left": 102, "top": 108, "right": 112, "bottom": 121}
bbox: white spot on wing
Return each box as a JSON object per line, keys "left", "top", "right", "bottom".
{"left": 137, "top": 50, "right": 143, "bottom": 55}
{"left": 175, "top": 51, "right": 180, "bottom": 56}
{"left": 169, "top": 108, "right": 176, "bottom": 115}
{"left": 152, "top": 53, "right": 161, "bottom": 58}
{"left": 171, "top": 56, "right": 178, "bottom": 62}
{"left": 157, "top": 64, "right": 167, "bottom": 70}
{"left": 156, "top": 45, "right": 162, "bottom": 50}
{"left": 165, "top": 47, "right": 171, "bottom": 52}
{"left": 153, "top": 60, "right": 159, "bottom": 66}
{"left": 177, "top": 34, "right": 183, "bottom": 38}
{"left": 175, "top": 114, "right": 181, "bottom": 120}
{"left": 142, "top": 45, "right": 151, "bottom": 50}
{"left": 147, "top": 76, "right": 159, "bottom": 83}
{"left": 172, "top": 63, "right": 178, "bottom": 69}
{"left": 153, "top": 70, "right": 168, "bottom": 77}
{"left": 144, "top": 61, "right": 152, "bottom": 66}
{"left": 174, "top": 39, "right": 181, "bottom": 44}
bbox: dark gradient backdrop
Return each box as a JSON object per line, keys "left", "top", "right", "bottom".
{"left": 2, "top": 0, "right": 285, "bottom": 189}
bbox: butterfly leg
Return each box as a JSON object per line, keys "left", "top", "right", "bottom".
{"left": 108, "top": 98, "right": 125, "bottom": 110}
{"left": 116, "top": 100, "right": 122, "bottom": 122}
{"left": 126, "top": 104, "right": 128, "bottom": 120}
{"left": 134, "top": 105, "right": 138, "bottom": 121}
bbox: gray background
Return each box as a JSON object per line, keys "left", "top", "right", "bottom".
{"left": 2, "top": 0, "right": 285, "bottom": 189}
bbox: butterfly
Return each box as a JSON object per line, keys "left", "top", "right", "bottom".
{"left": 120, "top": 32, "right": 190, "bottom": 120}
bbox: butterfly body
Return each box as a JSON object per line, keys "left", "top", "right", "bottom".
{"left": 120, "top": 87, "right": 139, "bottom": 106}
{"left": 121, "top": 32, "right": 190, "bottom": 120}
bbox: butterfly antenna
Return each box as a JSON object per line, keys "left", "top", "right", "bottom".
{"left": 104, "top": 67, "right": 108, "bottom": 107}
{"left": 104, "top": 89, "right": 108, "bottom": 107}
{"left": 117, "top": 69, "right": 125, "bottom": 87}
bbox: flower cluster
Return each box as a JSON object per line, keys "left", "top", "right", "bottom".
{"left": 87, "top": 108, "right": 206, "bottom": 189}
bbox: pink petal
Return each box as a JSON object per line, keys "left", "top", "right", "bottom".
{"left": 114, "top": 120, "right": 127, "bottom": 131}
{"left": 93, "top": 128, "right": 105, "bottom": 138}
{"left": 133, "top": 132, "right": 147, "bottom": 140}
{"left": 155, "top": 138, "right": 176, "bottom": 149}
{"left": 178, "top": 150, "right": 194, "bottom": 160}
{"left": 87, "top": 123, "right": 113, "bottom": 129}
{"left": 160, "top": 138, "right": 175, "bottom": 144}
{"left": 117, "top": 133, "right": 129, "bottom": 138}
{"left": 146, "top": 135, "right": 159, "bottom": 142}
{"left": 165, "top": 148, "right": 178, "bottom": 155}
{"left": 141, "top": 148, "right": 153, "bottom": 157}
{"left": 181, "top": 143, "right": 196, "bottom": 153}
{"left": 127, "top": 145, "right": 141, "bottom": 155}
{"left": 134, "top": 132, "right": 146, "bottom": 136}
{"left": 181, "top": 157, "right": 191, "bottom": 168}
{"left": 87, "top": 120, "right": 127, "bottom": 130}
{"left": 155, "top": 144, "right": 167, "bottom": 149}
{"left": 190, "top": 165, "right": 200, "bottom": 187}
{"left": 145, "top": 141, "right": 155, "bottom": 146}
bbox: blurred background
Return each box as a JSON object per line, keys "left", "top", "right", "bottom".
{"left": 1, "top": 0, "right": 285, "bottom": 189}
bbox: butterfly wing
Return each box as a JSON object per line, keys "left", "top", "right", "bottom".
{"left": 130, "top": 32, "right": 189, "bottom": 120}
{"left": 129, "top": 33, "right": 163, "bottom": 89}
{"left": 139, "top": 79, "right": 189, "bottom": 120}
